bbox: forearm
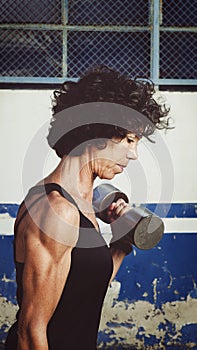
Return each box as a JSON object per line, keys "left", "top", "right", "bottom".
{"left": 109, "top": 246, "right": 126, "bottom": 283}
{"left": 109, "top": 220, "right": 133, "bottom": 282}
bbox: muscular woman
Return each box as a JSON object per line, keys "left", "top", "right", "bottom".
{"left": 5, "top": 65, "right": 169, "bottom": 350}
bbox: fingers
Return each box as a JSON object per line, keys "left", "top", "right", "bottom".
{"left": 107, "top": 203, "right": 118, "bottom": 222}
{"left": 107, "top": 199, "right": 129, "bottom": 222}
{"left": 114, "top": 198, "right": 128, "bottom": 216}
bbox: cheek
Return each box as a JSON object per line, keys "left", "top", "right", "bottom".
{"left": 98, "top": 163, "right": 117, "bottom": 179}
{"left": 101, "top": 162, "right": 114, "bottom": 174}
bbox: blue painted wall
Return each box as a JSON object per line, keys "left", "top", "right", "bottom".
{"left": 118, "top": 233, "right": 197, "bottom": 306}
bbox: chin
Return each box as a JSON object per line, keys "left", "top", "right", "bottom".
{"left": 103, "top": 173, "right": 116, "bottom": 180}
{"left": 98, "top": 173, "right": 113, "bottom": 180}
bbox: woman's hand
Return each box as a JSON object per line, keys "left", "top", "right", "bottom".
{"left": 107, "top": 198, "right": 130, "bottom": 223}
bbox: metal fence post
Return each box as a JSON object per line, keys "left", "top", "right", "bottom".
{"left": 150, "top": 0, "right": 160, "bottom": 85}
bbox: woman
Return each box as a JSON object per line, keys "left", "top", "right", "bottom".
{"left": 5, "top": 65, "right": 170, "bottom": 350}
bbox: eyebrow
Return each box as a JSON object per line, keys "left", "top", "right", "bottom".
{"left": 127, "top": 134, "right": 138, "bottom": 139}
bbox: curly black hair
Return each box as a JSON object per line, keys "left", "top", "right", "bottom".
{"left": 47, "top": 65, "right": 170, "bottom": 158}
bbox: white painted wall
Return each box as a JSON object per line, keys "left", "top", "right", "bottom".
{"left": 0, "top": 90, "right": 197, "bottom": 204}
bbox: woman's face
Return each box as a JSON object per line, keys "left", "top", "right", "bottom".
{"left": 92, "top": 133, "right": 140, "bottom": 180}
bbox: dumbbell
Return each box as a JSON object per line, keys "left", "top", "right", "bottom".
{"left": 93, "top": 183, "right": 164, "bottom": 250}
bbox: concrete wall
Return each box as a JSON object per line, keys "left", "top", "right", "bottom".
{"left": 0, "top": 89, "right": 197, "bottom": 349}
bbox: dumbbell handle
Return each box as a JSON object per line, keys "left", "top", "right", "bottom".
{"left": 93, "top": 183, "right": 129, "bottom": 223}
{"left": 93, "top": 184, "right": 164, "bottom": 250}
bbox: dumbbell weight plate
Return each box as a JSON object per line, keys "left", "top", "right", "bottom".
{"left": 132, "top": 211, "right": 165, "bottom": 250}
{"left": 122, "top": 206, "right": 165, "bottom": 250}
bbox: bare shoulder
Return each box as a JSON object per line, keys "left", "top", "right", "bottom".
{"left": 24, "top": 190, "right": 80, "bottom": 248}
{"left": 48, "top": 190, "right": 79, "bottom": 224}
{"left": 43, "top": 190, "right": 80, "bottom": 247}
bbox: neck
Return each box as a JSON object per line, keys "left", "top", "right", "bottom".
{"left": 44, "top": 150, "right": 95, "bottom": 203}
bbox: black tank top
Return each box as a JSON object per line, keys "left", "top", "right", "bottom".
{"left": 7, "top": 183, "right": 113, "bottom": 350}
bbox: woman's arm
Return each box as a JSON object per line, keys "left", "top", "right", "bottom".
{"left": 107, "top": 199, "right": 131, "bottom": 283}
{"left": 109, "top": 247, "right": 126, "bottom": 283}
{"left": 17, "top": 198, "right": 79, "bottom": 350}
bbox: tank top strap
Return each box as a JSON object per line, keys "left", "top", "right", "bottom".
{"left": 31, "top": 183, "right": 80, "bottom": 210}
{"left": 15, "top": 183, "right": 81, "bottom": 233}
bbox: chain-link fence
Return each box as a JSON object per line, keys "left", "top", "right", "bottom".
{"left": 0, "top": 0, "right": 196, "bottom": 85}
{"left": 159, "top": 0, "right": 196, "bottom": 81}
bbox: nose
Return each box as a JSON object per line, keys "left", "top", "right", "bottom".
{"left": 127, "top": 145, "right": 138, "bottom": 160}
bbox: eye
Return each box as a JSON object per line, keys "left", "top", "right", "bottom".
{"left": 127, "top": 137, "right": 135, "bottom": 144}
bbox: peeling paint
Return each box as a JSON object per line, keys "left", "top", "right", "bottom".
{"left": 1, "top": 274, "right": 15, "bottom": 283}
{"left": 152, "top": 278, "right": 158, "bottom": 305}
{"left": 0, "top": 297, "right": 18, "bottom": 341}
{"left": 192, "top": 278, "right": 197, "bottom": 289}
{"left": 99, "top": 281, "right": 197, "bottom": 349}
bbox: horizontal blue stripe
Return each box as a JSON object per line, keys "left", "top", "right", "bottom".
{"left": 0, "top": 203, "right": 197, "bottom": 218}
{"left": 0, "top": 204, "right": 19, "bottom": 218}
{"left": 144, "top": 203, "right": 197, "bottom": 218}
